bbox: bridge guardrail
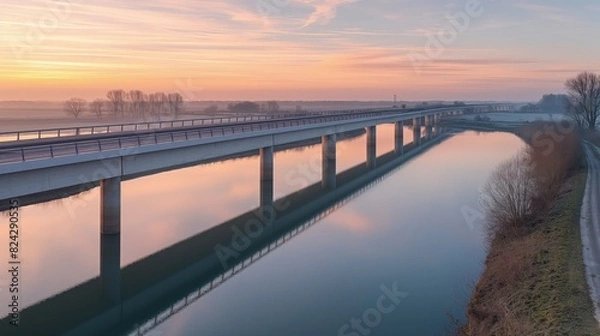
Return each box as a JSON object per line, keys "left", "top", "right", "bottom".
{"left": 0, "top": 113, "right": 301, "bottom": 143}
{"left": 0, "top": 105, "right": 509, "bottom": 166}
{"left": 0, "top": 108, "right": 402, "bottom": 143}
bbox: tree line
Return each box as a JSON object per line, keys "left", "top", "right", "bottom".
{"left": 64, "top": 94, "right": 296, "bottom": 120}
{"left": 208, "top": 101, "right": 303, "bottom": 114}
{"left": 520, "top": 94, "right": 570, "bottom": 114}
{"left": 515, "top": 72, "right": 599, "bottom": 131}
{"left": 64, "top": 90, "right": 184, "bottom": 120}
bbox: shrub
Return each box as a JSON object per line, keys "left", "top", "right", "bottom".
{"left": 482, "top": 152, "right": 536, "bottom": 239}
{"left": 482, "top": 122, "right": 583, "bottom": 239}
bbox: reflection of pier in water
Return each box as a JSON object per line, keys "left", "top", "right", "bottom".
{"left": 127, "top": 139, "right": 431, "bottom": 336}
{"left": 0, "top": 129, "right": 450, "bottom": 336}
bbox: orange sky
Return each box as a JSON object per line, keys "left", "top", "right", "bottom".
{"left": 1, "top": 0, "right": 599, "bottom": 101}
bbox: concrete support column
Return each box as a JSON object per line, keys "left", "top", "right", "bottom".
{"left": 425, "top": 115, "right": 433, "bottom": 140}
{"left": 100, "top": 233, "right": 121, "bottom": 304}
{"left": 434, "top": 114, "right": 441, "bottom": 136}
{"left": 260, "top": 147, "right": 274, "bottom": 208}
{"left": 322, "top": 134, "right": 337, "bottom": 189}
{"left": 413, "top": 118, "right": 422, "bottom": 146}
{"left": 100, "top": 177, "right": 121, "bottom": 235}
{"left": 394, "top": 121, "right": 404, "bottom": 155}
{"left": 366, "top": 126, "right": 377, "bottom": 169}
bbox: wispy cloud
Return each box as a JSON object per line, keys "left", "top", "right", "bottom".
{"left": 0, "top": 0, "right": 599, "bottom": 101}
{"left": 298, "top": 0, "right": 361, "bottom": 27}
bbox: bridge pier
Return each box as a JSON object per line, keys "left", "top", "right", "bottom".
{"left": 100, "top": 233, "right": 121, "bottom": 304}
{"left": 366, "top": 126, "right": 377, "bottom": 169}
{"left": 322, "top": 134, "right": 337, "bottom": 189}
{"left": 413, "top": 118, "right": 422, "bottom": 146}
{"left": 100, "top": 177, "right": 121, "bottom": 235}
{"left": 425, "top": 115, "right": 433, "bottom": 140}
{"left": 260, "top": 147, "right": 274, "bottom": 208}
{"left": 394, "top": 121, "right": 404, "bottom": 155}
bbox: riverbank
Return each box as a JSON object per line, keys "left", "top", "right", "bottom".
{"left": 461, "top": 125, "right": 600, "bottom": 335}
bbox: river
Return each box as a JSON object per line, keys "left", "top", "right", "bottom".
{"left": 0, "top": 126, "right": 524, "bottom": 335}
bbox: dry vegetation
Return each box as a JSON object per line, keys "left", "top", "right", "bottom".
{"left": 460, "top": 122, "right": 599, "bottom": 335}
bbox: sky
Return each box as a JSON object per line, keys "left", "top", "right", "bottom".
{"left": 0, "top": 0, "right": 599, "bottom": 102}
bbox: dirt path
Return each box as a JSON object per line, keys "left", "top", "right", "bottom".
{"left": 581, "top": 142, "right": 600, "bottom": 323}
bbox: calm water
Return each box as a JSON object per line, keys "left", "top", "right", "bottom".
{"left": 0, "top": 126, "right": 524, "bottom": 335}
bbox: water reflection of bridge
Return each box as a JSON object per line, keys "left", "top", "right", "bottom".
{"left": 0, "top": 130, "right": 450, "bottom": 336}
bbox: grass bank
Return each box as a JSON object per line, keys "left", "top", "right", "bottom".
{"left": 461, "top": 123, "right": 600, "bottom": 335}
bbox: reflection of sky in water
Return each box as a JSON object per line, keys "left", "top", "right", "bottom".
{"left": 156, "top": 131, "right": 525, "bottom": 336}
{"left": 0, "top": 130, "right": 523, "bottom": 334}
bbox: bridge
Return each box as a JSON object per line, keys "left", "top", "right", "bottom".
{"left": 0, "top": 104, "right": 512, "bottom": 233}
{"left": 0, "top": 103, "right": 515, "bottom": 335}
{"left": 0, "top": 127, "right": 453, "bottom": 336}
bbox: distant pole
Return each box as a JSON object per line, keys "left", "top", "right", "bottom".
{"left": 394, "top": 94, "right": 397, "bottom": 107}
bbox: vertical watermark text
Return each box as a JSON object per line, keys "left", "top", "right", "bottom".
{"left": 7, "top": 199, "right": 20, "bottom": 327}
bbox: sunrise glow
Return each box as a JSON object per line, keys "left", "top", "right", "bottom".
{"left": 1, "top": 1, "right": 600, "bottom": 101}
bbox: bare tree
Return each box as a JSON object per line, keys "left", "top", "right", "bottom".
{"left": 148, "top": 93, "right": 159, "bottom": 120}
{"left": 106, "top": 89, "right": 127, "bottom": 118}
{"left": 141, "top": 93, "right": 150, "bottom": 120}
{"left": 565, "top": 72, "right": 600, "bottom": 131}
{"left": 148, "top": 92, "right": 167, "bottom": 120}
{"left": 167, "top": 93, "right": 184, "bottom": 119}
{"left": 89, "top": 99, "right": 105, "bottom": 118}
{"left": 128, "top": 90, "right": 146, "bottom": 118}
{"left": 64, "top": 98, "right": 87, "bottom": 119}
{"left": 266, "top": 101, "right": 280, "bottom": 114}
{"left": 566, "top": 99, "right": 586, "bottom": 128}
{"left": 482, "top": 152, "right": 536, "bottom": 239}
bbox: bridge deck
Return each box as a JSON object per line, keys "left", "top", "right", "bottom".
{"left": 0, "top": 105, "right": 503, "bottom": 167}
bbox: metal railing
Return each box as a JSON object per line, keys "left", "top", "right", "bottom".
{"left": 0, "top": 113, "right": 306, "bottom": 143}
{"left": 0, "top": 110, "right": 387, "bottom": 164}
{"left": 0, "top": 105, "right": 508, "bottom": 166}
{"left": 0, "top": 108, "right": 406, "bottom": 144}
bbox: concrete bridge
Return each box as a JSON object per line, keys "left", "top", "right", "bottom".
{"left": 0, "top": 104, "right": 512, "bottom": 233}
{"left": 0, "top": 128, "right": 453, "bottom": 336}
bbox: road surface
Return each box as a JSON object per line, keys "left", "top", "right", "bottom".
{"left": 581, "top": 142, "right": 600, "bottom": 322}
